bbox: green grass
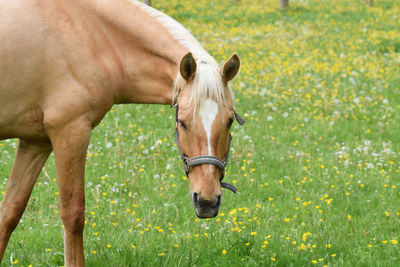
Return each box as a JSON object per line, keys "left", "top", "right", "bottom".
{"left": 1, "top": 0, "right": 400, "bottom": 266}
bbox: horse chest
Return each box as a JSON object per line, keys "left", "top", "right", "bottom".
{"left": 0, "top": 107, "right": 48, "bottom": 141}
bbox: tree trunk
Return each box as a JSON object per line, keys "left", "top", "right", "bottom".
{"left": 143, "top": 0, "right": 151, "bottom": 6}
{"left": 279, "top": 0, "right": 289, "bottom": 8}
{"left": 364, "top": 0, "right": 373, "bottom": 6}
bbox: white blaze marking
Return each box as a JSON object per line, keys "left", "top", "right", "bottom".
{"left": 199, "top": 100, "right": 219, "bottom": 155}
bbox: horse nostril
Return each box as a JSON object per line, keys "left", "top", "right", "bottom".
{"left": 193, "top": 192, "right": 199, "bottom": 203}
{"left": 192, "top": 193, "right": 220, "bottom": 211}
{"left": 217, "top": 195, "right": 221, "bottom": 207}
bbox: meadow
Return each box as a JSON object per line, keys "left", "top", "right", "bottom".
{"left": 1, "top": 0, "right": 400, "bottom": 266}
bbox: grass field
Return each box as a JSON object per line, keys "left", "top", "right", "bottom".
{"left": 1, "top": 0, "right": 400, "bottom": 266}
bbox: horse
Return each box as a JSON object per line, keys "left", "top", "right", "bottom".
{"left": 0, "top": 0, "right": 244, "bottom": 265}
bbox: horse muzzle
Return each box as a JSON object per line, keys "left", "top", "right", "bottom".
{"left": 192, "top": 192, "right": 221, "bottom": 218}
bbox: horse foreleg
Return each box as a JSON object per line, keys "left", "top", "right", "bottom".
{"left": 0, "top": 139, "right": 52, "bottom": 262}
{"left": 49, "top": 119, "right": 91, "bottom": 267}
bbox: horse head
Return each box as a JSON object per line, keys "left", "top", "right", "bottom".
{"left": 173, "top": 52, "right": 243, "bottom": 218}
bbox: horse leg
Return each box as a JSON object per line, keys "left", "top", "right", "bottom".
{"left": 0, "top": 139, "right": 52, "bottom": 262}
{"left": 48, "top": 118, "right": 91, "bottom": 267}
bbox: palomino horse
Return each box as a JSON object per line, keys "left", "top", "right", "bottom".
{"left": 0, "top": 0, "right": 244, "bottom": 265}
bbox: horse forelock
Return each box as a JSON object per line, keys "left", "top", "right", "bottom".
{"left": 191, "top": 63, "right": 234, "bottom": 120}
{"left": 173, "top": 62, "right": 234, "bottom": 122}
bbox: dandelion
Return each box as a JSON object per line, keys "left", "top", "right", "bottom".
{"left": 222, "top": 249, "right": 227, "bottom": 255}
{"left": 302, "top": 232, "right": 312, "bottom": 241}
{"left": 298, "top": 244, "right": 306, "bottom": 250}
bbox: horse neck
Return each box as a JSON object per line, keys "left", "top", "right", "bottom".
{"left": 89, "top": 0, "right": 189, "bottom": 105}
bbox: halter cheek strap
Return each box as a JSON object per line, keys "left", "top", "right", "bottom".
{"left": 173, "top": 103, "right": 244, "bottom": 194}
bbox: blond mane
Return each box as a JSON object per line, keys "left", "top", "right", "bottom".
{"left": 132, "top": 1, "right": 234, "bottom": 118}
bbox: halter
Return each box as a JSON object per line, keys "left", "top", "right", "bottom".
{"left": 171, "top": 92, "right": 245, "bottom": 194}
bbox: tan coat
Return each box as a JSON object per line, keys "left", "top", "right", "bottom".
{"left": 0, "top": 1, "right": 240, "bottom": 265}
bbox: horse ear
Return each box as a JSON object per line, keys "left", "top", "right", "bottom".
{"left": 180, "top": 52, "right": 197, "bottom": 81}
{"left": 222, "top": 53, "right": 240, "bottom": 82}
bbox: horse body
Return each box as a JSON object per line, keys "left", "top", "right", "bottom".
{"left": 0, "top": 0, "right": 185, "bottom": 141}
{"left": 0, "top": 1, "right": 241, "bottom": 265}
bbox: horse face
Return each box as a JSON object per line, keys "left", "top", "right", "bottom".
{"left": 176, "top": 95, "right": 234, "bottom": 218}
{"left": 176, "top": 52, "right": 240, "bottom": 218}
{"left": 175, "top": 53, "right": 240, "bottom": 218}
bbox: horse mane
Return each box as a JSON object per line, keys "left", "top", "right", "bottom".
{"left": 132, "top": 1, "right": 234, "bottom": 119}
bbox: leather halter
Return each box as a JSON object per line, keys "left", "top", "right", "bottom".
{"left": 172, "top": 96, "right": 245, "bottom": 194}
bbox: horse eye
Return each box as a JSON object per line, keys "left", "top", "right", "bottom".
{"left": 227, "top": 117, "right": 234, "bottom": 128}
{"left": 179, "top": 119, "right": 187, "bottom": 129}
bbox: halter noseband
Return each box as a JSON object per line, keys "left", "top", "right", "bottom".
{"left": 172, "top": 94, "right": 245, "bottom": 194}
